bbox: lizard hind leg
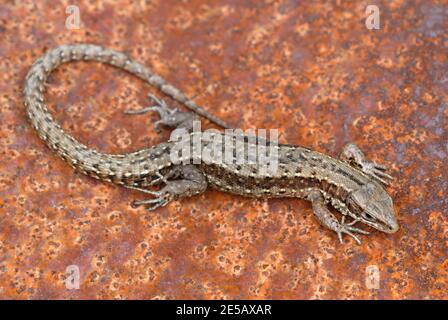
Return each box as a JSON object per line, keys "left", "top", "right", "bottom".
{"left": 126, "top": 165, "right": 207, "bottom": 211}
{"left": 339, "top": 143, "right": 393, "bottom": 186}
{"left": 308, "top": 190, "right": 369, "bottom": 245}
{"left": 124, "top": 93, "right": 197, "bottom": 132}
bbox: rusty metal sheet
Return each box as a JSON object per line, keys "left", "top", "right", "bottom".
{"left": 0, "top": 0, "right": 446, "bottom": 299}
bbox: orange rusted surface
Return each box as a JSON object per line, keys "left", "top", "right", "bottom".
{"left": 0, "top": 1, "right": 446, "bottom": 299}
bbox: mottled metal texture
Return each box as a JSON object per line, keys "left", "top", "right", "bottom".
{"left": 0, "top": 0, "right": 446, "bottom": 299}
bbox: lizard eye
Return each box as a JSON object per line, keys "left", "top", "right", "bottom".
{"left": 362, "top": 212, "right": 375, "bottom": 222}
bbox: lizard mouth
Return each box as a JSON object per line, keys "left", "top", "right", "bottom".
{"left": 347, "top": 201, "right": 398, "bottom": 233}
{"left": 359, "top": 212, "right": 399, "bottom": 234}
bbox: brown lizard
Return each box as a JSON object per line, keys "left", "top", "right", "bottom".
{"left": 24, "top": 44, "right": 398, "bottom": 244}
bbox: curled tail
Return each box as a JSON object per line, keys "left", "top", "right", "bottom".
{"left": 23, "top": 43, "right": 230, "bottom": 180}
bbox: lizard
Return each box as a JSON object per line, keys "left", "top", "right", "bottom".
{"left": 23, "top": 44, "right": 398, "bottom": 244}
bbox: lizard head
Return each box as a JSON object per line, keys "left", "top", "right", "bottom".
{"left": 347, "top": 182, "right": 398, "bottom": 233}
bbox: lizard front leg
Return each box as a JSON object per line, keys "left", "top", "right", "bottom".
{"left": 127, "top": 164, "right": 207, "bottom": 211}
{"left": 339, "top": 143, "right": 393, "bottom": 186}
{"left": 308, "top": 189, "right": 369, "bottom": 244}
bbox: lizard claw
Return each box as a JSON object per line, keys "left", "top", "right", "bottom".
{"left": 124, "top": 94, "right": 181, "bottom": 133}
{"left": 131, "top": 190, "right": 173, "bottom": 211}
{"left": 339, "top": 143, "right": 393, "bottom": 187}
{"left": 337, "top": 216, "right": 369, "bottom": 245}
{"left": 126, "top": 185, "right": 174, "bottom": 211}
{"left": 360, "top": 161, "right": 394, "bottom": 186}
{"left": 125, "top": 93, "right": 195, "bottom": 132}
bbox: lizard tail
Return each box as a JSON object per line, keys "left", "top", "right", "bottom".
{"left": 25, "top": 44, "right": 231, "bottom": 130}
{"left": 23, "top": 44, "right": 230, "bottom": 180}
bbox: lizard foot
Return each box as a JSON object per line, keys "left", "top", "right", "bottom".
{"left": 357, "top": 160, "right": 393, "bottom": 186}
{"left": 127, "top": 185, "right": 174, "bottom": 211}
{"left": 125, "top": 165, "right": 208, "bottom": 211}
{"left": 124, "top": 93, "right": 196, "bottom": 132}
{"left": 339, "top": 143, "right": 393, "bottom": 186}
{"left": 309, "top": 189, "right": 369, "bottom": 245}
{"left": 131, "top": 192, "right": 173, "bottom": 211}
{"left": 335, "top": 216, "right": 370, "bottom": 245}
